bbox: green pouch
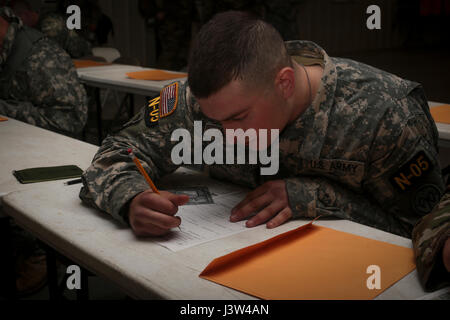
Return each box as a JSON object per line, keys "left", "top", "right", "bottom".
{"left": 12, "top": 165, "right": 83, "bottom": 184}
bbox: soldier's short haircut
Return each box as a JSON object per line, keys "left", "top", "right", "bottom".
{"left": 188, "top": 11, "right": 292, "bottom": 98}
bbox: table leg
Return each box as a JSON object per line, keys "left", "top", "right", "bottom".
{"left": 95, "top": 88, "right": 103, "bottom": 144}
{"left": 76, "top": 267, "right": 89, "bottom": 301}
{"left": 44, "top": 244, "right": 60, "bottom": 300}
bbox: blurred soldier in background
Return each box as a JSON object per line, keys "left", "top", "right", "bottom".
{"left": 38, "top": 0, "right": 113, "bottom": 58}
{"left": 0, "top": 6, "right": 88, "bottom": 137}
{"left": 138, "top": 0, "right": 303, "bottom": 70}
{"left": 0, "top": 5, "right": 89, "bottom": 296}
{"left": 139, "top": 0, "right": 195, "bottom": 70}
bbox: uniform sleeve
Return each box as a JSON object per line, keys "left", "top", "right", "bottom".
{"left": 286, "top": 88, "right": 445, "bottom": 239}
{"left": 6, "top": 39, "right": 88, "bottom": 137}
{"left": 285, "top": 176, "right": 414, "bottom": 237}
{"left": 412, "top": 190, "right": 450, "bottom": 291}
{"left": 79, "top": 82, "right": 194, "bottom": 225}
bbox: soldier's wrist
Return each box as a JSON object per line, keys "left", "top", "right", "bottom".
{"left": 120, "top": 192, "right": 145, "bottom": 227}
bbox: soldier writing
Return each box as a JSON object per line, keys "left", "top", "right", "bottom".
{"left": 80, "top": 11, "right": 449, "bottom": 290}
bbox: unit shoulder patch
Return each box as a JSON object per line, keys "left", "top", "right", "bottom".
{"left": 145, "top": 96, "right": 161, "bottom": 127}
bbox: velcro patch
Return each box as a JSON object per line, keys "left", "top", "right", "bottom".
{"left": 159, "top": 82, "right": 178, "bottom": 118}
{"left": 390, "top": 151, "right": 434, "bottom": 192}
{"left": 411, "top": 184, "right": 442, "bottom": 215}
{"left": 145, "top": 96, "right": 160, "bottom": 127}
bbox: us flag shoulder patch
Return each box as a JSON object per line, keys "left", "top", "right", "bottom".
{"left": 159, "top": 82, "right": 179, "bottom": 118}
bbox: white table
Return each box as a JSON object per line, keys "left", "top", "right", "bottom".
{"left": 0, "top": 116, "right": 439, "bottom": 300}
{"left": 76, "top": 64, "right": 187, "bottom": 143}
{"left": 0, "top": 117, "right": 98, "bottom": 207}
{"left": 0, "top": 116, "right": 98, "bottom": 298}
{"left": 76, "top": 64, "right": 187, "bottom": 96}
{"left": 429, "top": 101, "right": 450, "bottom": 148}
{"left": 1, "top": 171, "right": 432, "bottom": 300}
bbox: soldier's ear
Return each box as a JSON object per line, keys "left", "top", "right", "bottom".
{"left": 274, "top": 67, "right": 295, "bottom": 99}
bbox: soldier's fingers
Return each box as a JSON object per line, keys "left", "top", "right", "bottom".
{"left": 246, "top": 201, "right": 285, "bottom": 228}
{"left": 165, "top": 192, "right": 190, "bottom": 207}
{"left": 136, "top": 209, "right": 182, "bottom": 230}
{"left": 132, "top": 222, "right": 169, "bottom": 237}
{"left": 139, "top": 192, "right": 179, "bottom": 216}
{"left": 266, "top": 207, "right": 293, "bottom": 229}
{"left": 232, "top": 184, "right": 270, "bottom": 214}
{"left": 230, "top": 193, "right": 272, "bottom": 222}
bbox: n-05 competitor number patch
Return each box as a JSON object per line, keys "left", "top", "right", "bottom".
{"left": 390, "top": 151, "right": 434, "bottom": 192}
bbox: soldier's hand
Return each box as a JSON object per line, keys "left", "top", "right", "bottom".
{"left": 128, "top": 190, "right": 189, "bottom": 237}
{"left": 230, "top": 180, "right": 293, "bottom": 229}
{"left": 443, "top": 237, "right": 450, "bottom": 272}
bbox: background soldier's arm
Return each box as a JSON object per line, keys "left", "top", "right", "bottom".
{"left": 4, "top": 40, "right": 88, "bottom": 136}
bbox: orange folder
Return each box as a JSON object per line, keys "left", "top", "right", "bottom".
{"left": 430, "top": 105, "right": 450, "bottom": 124}
{"left": 200, "top": 221, "right": 416, "bottom": 300}
{"left": 126, "top": 70, "right": 187, "bottom": 81}
{"left": 72, "top": 59, "right": 111, "bottom": 68}
{"left": 0, "top": 116, "right": 8, "bottom": 122}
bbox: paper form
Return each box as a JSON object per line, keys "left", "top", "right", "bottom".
{"left": 158, "top": 167, "right": 250, "bottom": 197}
{"left": 154, "top": 191, "right": 250, "bottom": 251}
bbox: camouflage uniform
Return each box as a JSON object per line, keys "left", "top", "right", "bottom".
{"left": 80, "top": 40, "right": 446, "bottom": 287}
{"left": 38, "top": 11, "right": 92, "bottom": 59}
{"left": 412, "top": 187, "right": 450, "bottom": 291}
{"left": 0, "top": 7, "right": 88, "bottom": 138}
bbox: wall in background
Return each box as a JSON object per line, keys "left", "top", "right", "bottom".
{"left": 296, "top": 0, "right": 404, "bottom": 55}
{"left": 95, "top": 0, "right": 408, "bottom": 67}
{"left": 98, "top": 0, "right": 157, "bottom": 67}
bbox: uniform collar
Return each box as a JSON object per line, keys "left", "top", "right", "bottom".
{"left": 283, "top": 40, "right": 337, "bottom": 158}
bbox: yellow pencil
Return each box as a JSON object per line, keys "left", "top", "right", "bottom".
{"left": 127, "top": 148, "right": 160, "bottom": 194}
{"left": 127, "top": 148, "right": 181, "bottom": 231}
